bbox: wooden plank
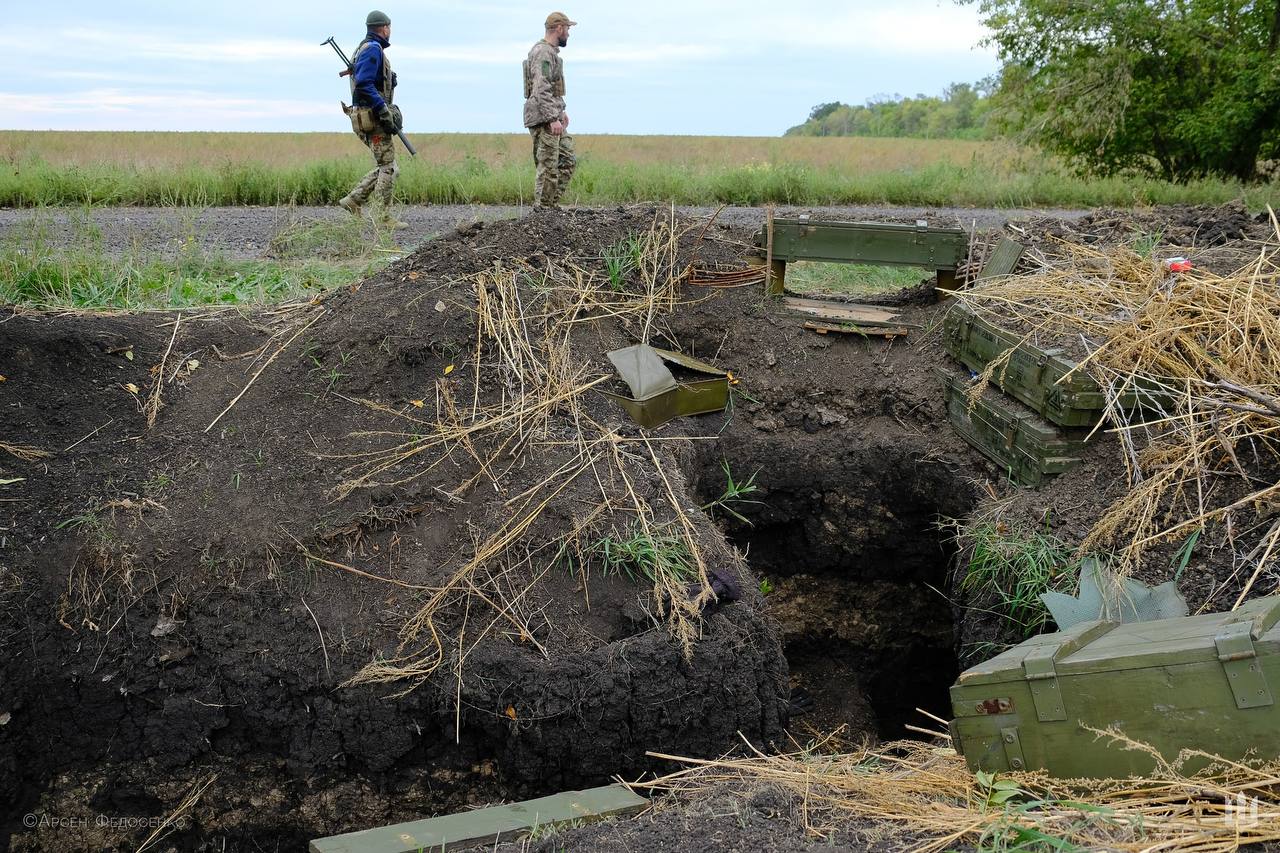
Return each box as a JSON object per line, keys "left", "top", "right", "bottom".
{"left": 977, "top": 236, "right": 1025, "bottom": 281}
{"left": 309, "top": 784, "right": 647, "bottom": 853}
{"left": 782, "top": 296, "right": 899, "bottom": 324}
{"left": 803, "top": 321, "right": 910, "bottom": 339}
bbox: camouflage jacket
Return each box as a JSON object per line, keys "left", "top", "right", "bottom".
{"left": 522, "top": 40, "right": 565, "bottom": 128}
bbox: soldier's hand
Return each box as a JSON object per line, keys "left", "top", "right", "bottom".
{"left": 377, "top": 105, "right": 401, "bottom": 133}
{"left": 561, "top": 112, "right": 569, "bottom": 129}
{"left": 550, "top": 120, "right": 564, "bottom": 136}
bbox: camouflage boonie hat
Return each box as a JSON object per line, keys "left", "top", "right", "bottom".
{"left": 545, "top": 11, "right": 577, "bottom": 27}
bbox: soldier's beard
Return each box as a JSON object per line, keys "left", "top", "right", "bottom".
{"left": 558, "top": 34, "right": 568, "bottom": 47}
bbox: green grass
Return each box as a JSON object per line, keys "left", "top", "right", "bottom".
{"left": 601, "top": 233, "right": 645, "bottom": 291}
{"left": 785, "top": 262, "right": 931, "bottom": 296}
{"left": 0, "top": 215, "right": 390, "bottom": 310}
{"left": 3, "top": 132, "right": 1279, "bottom": 209}
{"left": 953, "top": 518, "right": 1083, "bottom": 638}
{"left": 700, "top": 460, "right": 763, "bottom": 525}
{"left": 267, "top": 215, "right": 398, "bottom": 260}
{"left": 585, "top": 524, "right": 699, "bottom": 586}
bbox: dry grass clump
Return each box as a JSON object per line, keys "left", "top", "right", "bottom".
{"left": 637, "top": 731, "right": 1280, "bottom": 853}
{"left": 955, "top": 221, "right": 1280, "bottom": 596}
{"left": 0, "top": 441, "right": 52, "bottom": 462}
{"left": 339, "top": 212, "right": 717, "bottom": 691}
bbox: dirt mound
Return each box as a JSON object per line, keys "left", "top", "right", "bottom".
{"left": 4, "top": 202, "right": 1274, "bottom": 852}
{"left": 2, "top": 205, "right": 843, "bottom": 851}
{"left": 999, "top": 201, "right": 1270, "bottom": 276}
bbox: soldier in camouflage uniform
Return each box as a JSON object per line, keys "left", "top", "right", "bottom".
{"left": 339, "top": 10, "right": 405, "bottom": 228}
{"left": 523, "top": 12, "right": 577, "bottom": 208}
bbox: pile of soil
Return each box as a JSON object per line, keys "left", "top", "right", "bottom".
{"left": 1002, "top": 200, "right": 1272, "bottom": 276}
{"left": 1, "top": 202, "right": 1272, "bottom": 852}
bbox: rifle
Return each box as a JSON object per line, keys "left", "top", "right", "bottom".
{"left": 322, "top": 36, "right": 417, "bottom": 157}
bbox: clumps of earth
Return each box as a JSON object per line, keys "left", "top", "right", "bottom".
{"left": 0, "top": 203, "right": 1269, "bottom": 851}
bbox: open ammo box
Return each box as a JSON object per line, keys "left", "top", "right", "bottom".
{"left": 950, "top": 594, "right": 1280, "bottom": 778}
{"left": 602, "top": 344, "right": 729, "bottom": 429}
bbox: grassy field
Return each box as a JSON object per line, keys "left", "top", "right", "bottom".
{"left": 0, "top": 214, "right": 392, "bottom": 309}
{"left": 3, "top": 131, "right": 1278, "bottom": 209}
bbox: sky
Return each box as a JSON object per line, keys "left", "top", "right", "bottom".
{"left": 3, "top": 1, "right": 999, "bottom": 136}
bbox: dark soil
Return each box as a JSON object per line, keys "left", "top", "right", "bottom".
{"left": 1, "top": 201, "right": 1269, "bottom": 852}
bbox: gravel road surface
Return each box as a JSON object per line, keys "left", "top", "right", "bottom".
{"left": 0, "top": 204, "right": 1090, "bottom": 259}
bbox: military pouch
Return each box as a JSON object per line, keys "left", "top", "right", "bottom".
{"left": 344, "top": 103, "right": 380, "bottom": 136}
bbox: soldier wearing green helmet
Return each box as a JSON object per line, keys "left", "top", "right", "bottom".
{"left": 338, "top": 9, "right": 406, "bottom": 228}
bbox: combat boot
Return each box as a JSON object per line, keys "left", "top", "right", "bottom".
{"left": 338, "top": 195, "right": 362, "bottom": 217}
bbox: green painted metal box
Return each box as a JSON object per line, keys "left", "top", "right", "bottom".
{"left": 937, "top": 367, "right": 1090, "bottom": 487}
{"left": 753, "top": 218, "right": 968, "bottom": 269}
{"left": 310, "top": 784, "right": 647, "bottom": 853}
{"left": 602, "top": 345, "right": 729, "bottom": 429}
{"left": 950, "top": 595, "right": 1280, "bottom": 779}
{"left": 942, "top": 303, "right": 1159, "bottom": 428}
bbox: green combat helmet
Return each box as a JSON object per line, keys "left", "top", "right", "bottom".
{"left": 366, "top": 10, "right": 391, "bottom": 27}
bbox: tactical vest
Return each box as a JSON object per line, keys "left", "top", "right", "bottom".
{"left": 349, "top": 38, "right": 394, "bottom": 106}
{"left": 523, "top": 43, "right": 565, "bottom": 98}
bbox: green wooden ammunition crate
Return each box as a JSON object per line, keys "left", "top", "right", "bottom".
{"left": 950, "top": 595, "right": 1280, "bottom": 779}
{"left": 943, "top": 303, "right": 1154, "bottom": 428}
{"left": 937, "top": 367, "right": 1090, "bottom": 487}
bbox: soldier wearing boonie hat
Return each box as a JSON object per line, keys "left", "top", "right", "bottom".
{"left": 522, "top": 13, "right": 578, "bottom": 208}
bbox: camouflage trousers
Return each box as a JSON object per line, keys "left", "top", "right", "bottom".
{"left": 347, "top": 131, "right": 398, "bottom": 207}
{"left": 529, "top": 125, "right": 575, "bottom": 207}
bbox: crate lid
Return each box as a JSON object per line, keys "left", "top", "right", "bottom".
{"left": 957, "top": 594, "right": 1280, "bottom": 685}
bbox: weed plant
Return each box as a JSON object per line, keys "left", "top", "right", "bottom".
{"left": 601, "top": 233, "right": 644, "bottom": 291}
{"left": 952, "top": 518, "right": 1083, "bottom": 638}
{"left": 701, "top": 460, "right": 762, "bottom": 525}
{"left": 585, "top": 524, "right": 698, "bottom": 586}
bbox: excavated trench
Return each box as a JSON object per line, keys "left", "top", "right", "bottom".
{"left": 696, "top": 432, "right": 977, "bottom": 740}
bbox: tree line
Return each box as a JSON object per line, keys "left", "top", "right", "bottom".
{"left": 785, "top": 82, "right": 996, "bottom": 140}
{"left": 792, "top": 0, "right": 1280, "bottom": 183}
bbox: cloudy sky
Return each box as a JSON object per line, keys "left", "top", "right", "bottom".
{"left": 4, "top": 1, "right": 998, "bottom": 135}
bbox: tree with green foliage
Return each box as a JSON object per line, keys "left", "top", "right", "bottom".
{"left": 808, "top": 102, "right": 843, "bottom": 123}
{"left": 786, "top": 81, "right": 996, "bottom": 139}
{"left": 964, "top": 0, "right": 1280, "bottom": 181}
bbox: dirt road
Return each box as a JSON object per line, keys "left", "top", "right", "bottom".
{"left": 0, "top": 204, "right": 1090, "bottom": 258}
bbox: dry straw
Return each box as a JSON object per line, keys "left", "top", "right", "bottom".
{"left": 955, "top": 217, "right": 1280, "bottom": 597}
{"left": 339, "top": 212, "right": 715, "bottom": 690}
{"left": 0, "top": 441, "right": 52, "bottom": 462}
{"left": 637, "top": 731, "right": 1280, "bottom": 853}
